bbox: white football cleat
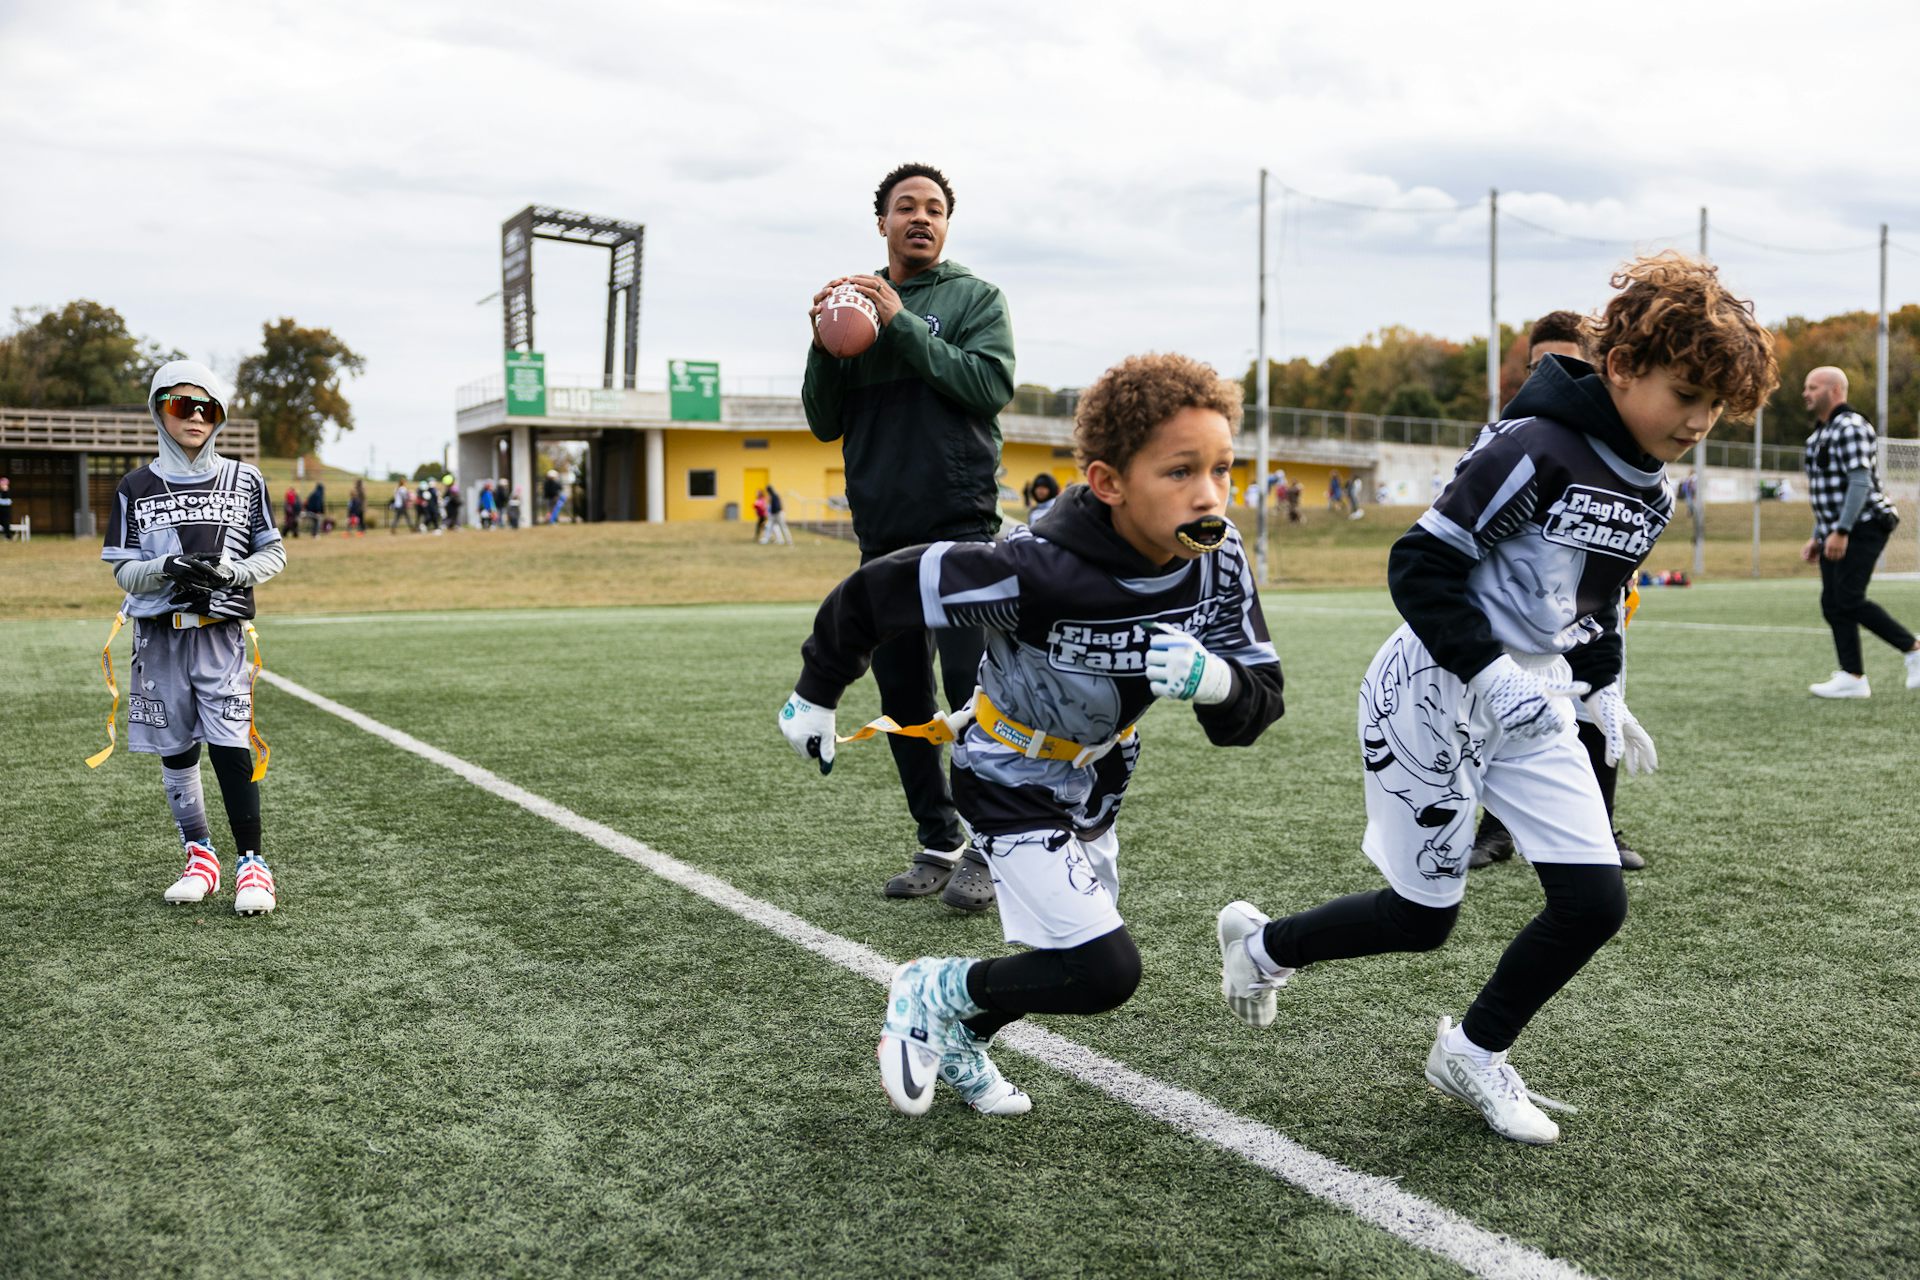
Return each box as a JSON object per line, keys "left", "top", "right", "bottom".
{"left": 1904, "top": 648, "right": 1920, "bottom": 691}
{"left": 877, "top": 958, "right": 975, "bottom": 1116}
{"left": 1423, "top": 1017, "right": 1560, "bottom": 1145}
{"left": 164, "top": 843, "right": 221, "bottom": 904}
{"left": 1810, "top": 671, "right": 1871, "bottom": 699}
{"left": 940, "top": 1024, "right": 1031, "bottom": 1117}
{"left": 1217, "top": 900, "right": 1290, "bottom": 1028}
{"left": 233, "top": 853, "right": 277, "bottom": 915}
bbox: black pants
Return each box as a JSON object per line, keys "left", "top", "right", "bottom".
{"left": 1262, "top": 862, "right": 1627, "bottom": 1053}
{"left": 860, "top": 547, "right": 987, "bottom": 853}
{"left": 1818, "top": 519, "right": 1915, "bottom": 675}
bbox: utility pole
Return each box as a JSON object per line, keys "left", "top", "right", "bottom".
{"left": 1694, "top": 205, "right": 1709, "bottom": 580}
{"left": 1878, "top": 223, "right": 1890, "bottom": 432}
{"left": 1700, "top": 207, "right": 1708, "bottom": 258}
{"left": 1487, "top": 189, "right": 1500, "bottom": 422}
{"left": 1256, "top": 168, "right": 1271, "bottom": 584}
{"left": 1752, "top": 404, "right": 1763, "bottom": 578}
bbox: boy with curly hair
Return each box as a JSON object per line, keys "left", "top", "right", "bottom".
{"left": 780, "top": 353, "right": 1285, "bottom": 1117}
{"left": 1218, "top": 253, "right": 1776, "bottom": 1144}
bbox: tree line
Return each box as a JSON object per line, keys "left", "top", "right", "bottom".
{"left": 0, "top": 300, "right": 364, "bottom": 456}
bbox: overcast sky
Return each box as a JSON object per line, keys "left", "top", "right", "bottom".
{"left": 5, "top": 0, "right": 1918, "bottom": 469}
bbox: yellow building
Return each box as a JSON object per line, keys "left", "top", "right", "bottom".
{"left": 453, "top": 379, "right": 1394, "bottom": 527}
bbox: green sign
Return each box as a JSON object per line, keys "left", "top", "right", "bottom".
{"left": 505, "top": 350, "right": 546, "bottom": 417}
{"left": 669, "top": 359, "right": 721, "bottom": 422}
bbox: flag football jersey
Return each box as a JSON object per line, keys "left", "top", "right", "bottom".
{"left": 103, "top": 459, "right": 281, "bottom": 620}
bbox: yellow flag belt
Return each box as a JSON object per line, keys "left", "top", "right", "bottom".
{"left": 836, "top": 690, "right": 1136, "bottom": 770}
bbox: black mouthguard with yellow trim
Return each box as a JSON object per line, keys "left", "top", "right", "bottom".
{"left": 1174, "top": 514, "right": 1229, "bottom": 553}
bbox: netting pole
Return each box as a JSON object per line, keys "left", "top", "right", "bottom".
{"left": 1256, "top": 168, "right": 1271, "bottom": 585}
{"left": 1752, "top": 404, "right": 1763, "bottom": 578}
{"left": 1487, "top": 189, "right": 1500, "bottom": 423}
{"left": 1878, "top": 224, "right": 1890, "bottom": 436}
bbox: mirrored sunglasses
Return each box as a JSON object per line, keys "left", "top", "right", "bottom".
{"left": 158, "top": 394, "right": 226, "bottom": 425}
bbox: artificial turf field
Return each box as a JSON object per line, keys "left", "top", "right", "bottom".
{"left": 4, "top": 580, "right": 1918, "bottom": 1279}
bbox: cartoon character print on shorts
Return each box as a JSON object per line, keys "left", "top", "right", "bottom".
{"left": 1360, "top": 635, "right": 1485, "bottom": 882}
{"left": 979, "top": 830, "right": 1089, "bottom": 891}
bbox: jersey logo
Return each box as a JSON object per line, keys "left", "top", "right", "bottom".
{"left": 923, "top": 313, "right": 941, "bottom": 337}
{"left": 1540, "top": 485, "right": 1666, "bottom": 561}
{"left": 1047, "top": 603, "right": 1222, "bottom": 675}
{"left": 131, "top": 488, "right": 253, "bottom": 533}
{"left": 129, "top": 695, "right": 170, "bottom": 728}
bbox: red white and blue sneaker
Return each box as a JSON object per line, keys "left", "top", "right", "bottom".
{"left": 164, "top": 843, "right": 221, "bottom": 905}
{"left": 233, "top": 853, "right": 277, "bottom": 916}
{"left": 877, "top": 957, "right": 979, "bottom": 1116}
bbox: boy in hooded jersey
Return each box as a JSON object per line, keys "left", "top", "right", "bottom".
{"left": 780, "top": 353, "right": 1285, "bottom": 1117}
{"left": 101, "top": 361, "right": 287, "bottom": 914}
{"left": 1216, "top": 254, "right": 1777, "bottom": 1144}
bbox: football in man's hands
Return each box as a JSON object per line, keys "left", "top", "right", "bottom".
{"left": 815, "top": 284, "right": 880, "bottom": 358}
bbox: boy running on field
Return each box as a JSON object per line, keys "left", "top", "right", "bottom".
{"left": 780, "top": 353, "right": 1285, "bottom": 1117}
{"left": 1217, "top": 254, "right": 1776, "bottom": 1143}
{"left": 101, "top": 361, "right": 286, "bottom": 914}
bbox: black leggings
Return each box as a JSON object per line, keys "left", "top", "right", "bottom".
{"left": 961, "top": 926, "right": 1143, "bottom": 1040}
{"left": 1263, "top": 862, "right": 1627, "bottom": 1053}
{"left": 160, "top": 743, "right": 263, "bottom": 857}
{"left": 1818, "top": 519, "right": 1915, "bottom": 675}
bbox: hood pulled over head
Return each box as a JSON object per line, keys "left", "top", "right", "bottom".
{"left": 148, "top": 359, "right": 233, "bottom": 478}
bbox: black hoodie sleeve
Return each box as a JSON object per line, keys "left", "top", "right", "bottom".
{"left": 1194, "top": 658, "right": 1285, "bottom": 746}
{"left": 795, "top": 540, "right": 1021, "bottom": 708}
{"left": 1387, "top": 529, "right": 1506, "bottom": 682}
{"left": 1565, "top": 601, "right": 1623, "bottom": 689}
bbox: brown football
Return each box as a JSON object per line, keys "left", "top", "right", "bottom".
{"left": 815, "top": 284, "right": 880, "bottom": 358}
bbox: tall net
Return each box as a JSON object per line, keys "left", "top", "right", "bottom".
{"left": 1881, "top": 437, "right": 1920, "bottom": 578}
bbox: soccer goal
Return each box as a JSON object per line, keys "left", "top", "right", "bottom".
{"left": 1881, "top": 437, "right": 1920, "bottom": 579}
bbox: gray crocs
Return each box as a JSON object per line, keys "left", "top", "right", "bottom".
{"left": 884, "top": 852, "right": 957, "bottom": 899}
{"left": 940, "top": 848, "right": 997, "bottom": 913}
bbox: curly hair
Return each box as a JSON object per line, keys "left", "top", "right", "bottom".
{"left": 1529, "top": 309, "right": 1587, "bottom": 352}
{"left": 1074, "top": 353, "right": 1243, "bottom": 474}
{"left": 1586, "top": 252, "right": 1779, "bottom": 416}
{"left": 873, "top": 163, "right": 954, "bottom": 219}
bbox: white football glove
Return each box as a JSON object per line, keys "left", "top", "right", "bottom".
{"left": 1146, "top": 624, "right": 1233, "bottom": 704}
{"left": 778, "top": 691, "right": 836, "bottom": 775}
{"left": 1467, "top": 655, "right": 1590, "bottom": 742}
{"left": 1582, "top": 682, "right": 1658, "bottom": 775}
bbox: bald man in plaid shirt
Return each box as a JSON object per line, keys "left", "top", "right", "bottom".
{"left": 1799, "top": 366, "right": 1920, "bottom": 698}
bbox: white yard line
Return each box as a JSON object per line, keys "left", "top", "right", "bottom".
{"left": 259, "top": 667, "right": 1591, "bottom": 1280}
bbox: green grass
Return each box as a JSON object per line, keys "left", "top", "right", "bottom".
{"left": 4, "top": 581, "right": 1919, "bottom": 1278}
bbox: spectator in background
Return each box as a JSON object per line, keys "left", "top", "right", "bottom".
{"left": 544, "top": 469, "right": 565, "bottom": 524}
{"left": 303, "top": 481, "right": 326, "bottom": 536}
{"left": 752, "top": 488, "right": 769, "bottom": 541}
{"left": 493, "top": 477, "right": 510, "bottom": 526}
{"left": 508, "top": 485, "right": 523, "bottom": 529}
{"left": 389, "top": 480, "right": 412, "bottom": 532}
{"left": 444, "top": 477, "right": 462, "bottom": 532}
{"left": 763, "top": 483, "right": 792, "bottom": 545}
{"left": 1027, "top": 472, "right": 1060, "bottom": 523}
{"left": 1286, "top": 478, "right": 1302, "bottom": 523}
{"left": 1327, "top": 472, "right": 1343, "bottom": 511}
{"left": 283, "top": 485, "right": 301, "bottom": 538}
{"left": 1346, "top": 474, "right": 1365, "bottom": 520}
{"left": 1799, "top": 365, "right": 1920, "bottom": 698}
{"left": 477, "top": 480, "right": 496, "bottom": 529}
{"left": 347, "top": 479, "right": 366, "bottom": 535}
{"left": 420, "top": 478, "right": 441, "bottom": 533}
{"left": 1, "top": 475, "right": 14, "bottom": 541}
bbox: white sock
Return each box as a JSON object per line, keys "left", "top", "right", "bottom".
{"left": 1245, "top": 931, "right": 1289, "bottom": 977}
{"left": 1444, "top": 1022, "right": 1500, "bottom": 1067}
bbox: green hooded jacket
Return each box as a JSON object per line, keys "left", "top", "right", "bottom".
{"left": 802, "top": 260, "right": 1014, "bottom": 554}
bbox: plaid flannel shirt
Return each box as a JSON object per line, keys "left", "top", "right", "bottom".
{"left": 1803, "top": 405, "right": 1899, "bottom": 538}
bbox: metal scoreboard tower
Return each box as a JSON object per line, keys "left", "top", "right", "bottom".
{"left": 500, "top": 206, "right": 645, "bottom": 389}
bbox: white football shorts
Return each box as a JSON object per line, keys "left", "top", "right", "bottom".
{"left": 977, "top": 825, "right": 1123, "bottom": 950}
{"left": 1358, "top": 624, "right": 1617, "bottom": 909}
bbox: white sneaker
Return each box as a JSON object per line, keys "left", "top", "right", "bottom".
{"left": 877, "top": 958, "right": 975, "bottom": 1116}
{"left": 1810, "top": 671, "right": 1871, "bottom": 699}
{"left": 1423, "top": 1017, "right": 1560, "bottom": 1145}
{"left": 1217, "top": 901, "right": 1291, "bottom": 1028}
{"left": 940, "top": 1024, "right": 1031, "bottom": 1116}
{"left": 233, "top": 853, "right": 276, "bottom": 915}
{"left": 164, "top": 843, "right": 221, "bottom": 904}
{"left": 1905, "top": 648, "right": 1920, "bottom": 691}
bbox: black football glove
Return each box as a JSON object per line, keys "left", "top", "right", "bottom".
{"left": 160, "top": 553, "right": 235, "bottom": 591}
{"left": 168, "top": 583, "right": 215, "bottom": 615}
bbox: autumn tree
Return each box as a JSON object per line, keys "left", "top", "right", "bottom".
{"left": 234, "top": 319, "right": 366, "bottom": 456}
{"left": 0, "top": 300, "right": 182, "bottom": 407}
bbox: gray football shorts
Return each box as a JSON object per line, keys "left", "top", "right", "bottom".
{"left": 127, "top": 617, "right": 253, "bottom": 755}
